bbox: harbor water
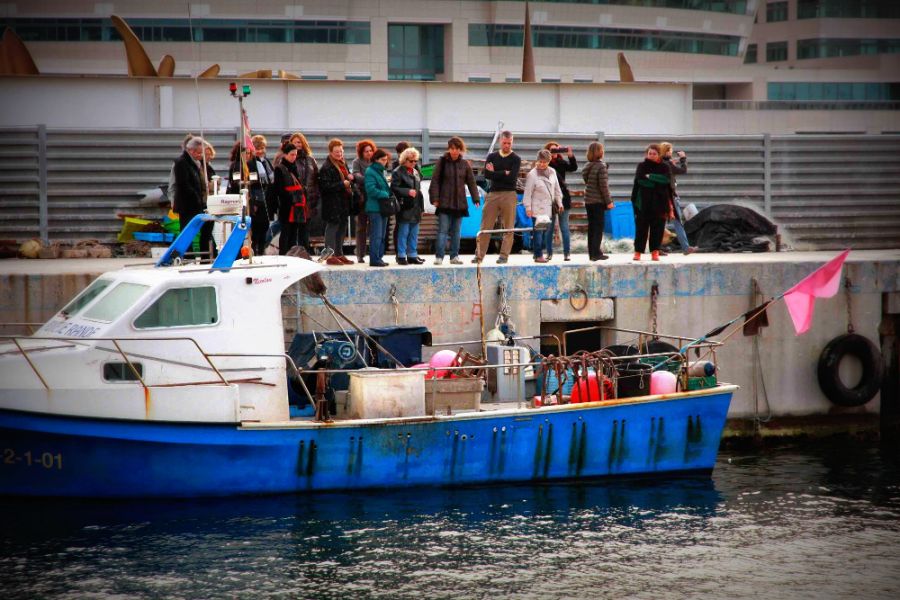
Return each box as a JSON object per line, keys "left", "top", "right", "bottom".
{"left": 2, "top": 438, "right": 899, "bottom": 599}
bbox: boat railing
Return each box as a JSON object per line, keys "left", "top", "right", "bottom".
{"left": 0, "top": 334, "right": 230, "bottom": 391}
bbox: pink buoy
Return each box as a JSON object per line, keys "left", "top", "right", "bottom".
{"left": 650, "top": 370, "right": 677, "bottom": 395}
{"left": 429, "top": 349, "right": 457, "bottom": 379}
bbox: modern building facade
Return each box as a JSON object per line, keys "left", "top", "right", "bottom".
{"left": 2, "top": 1, "right": 898, "bottom": 132}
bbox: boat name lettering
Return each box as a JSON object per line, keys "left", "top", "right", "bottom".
{"left": 44, "top": 320, "right": 99, "bottom": 338}
{"left": 3, "top": 448, "right": 63, "bottom": 470}
{"left": 252, "top": 277, "right": 272, "bottom": 285}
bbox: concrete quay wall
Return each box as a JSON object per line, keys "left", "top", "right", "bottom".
{"left": 2, "top": 251, "right": 898, "bottom": 429}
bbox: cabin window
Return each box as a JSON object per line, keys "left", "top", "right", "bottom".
{"left": 83, "top": 283, "right": 150, "bottom": 323}
{"left": 134, "top": 286, "right": 218, "bottom": 329}
{"left": 103, "top": 362, "right": 143, "bottom": 382}
{"left": 60, "top": 278, "right": 113, "bottom": 317}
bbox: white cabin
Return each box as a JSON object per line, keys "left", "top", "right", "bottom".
{"left": 0, "top": 255, "right": 324, "bottom": 424}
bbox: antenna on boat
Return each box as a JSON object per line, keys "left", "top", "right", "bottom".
{"left": 229, "top": 81, "right": 252, "bottom": 222}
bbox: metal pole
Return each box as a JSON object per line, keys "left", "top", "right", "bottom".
{"left": 37, "top": 124, "right": 48, "bottom": 244}
{"left": 762, "top": 133, "right": 772, "bottom": 217}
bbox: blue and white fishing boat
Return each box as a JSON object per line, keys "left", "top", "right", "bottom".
{"left": 0, "top": 212, "right": 736, "bottom": 498}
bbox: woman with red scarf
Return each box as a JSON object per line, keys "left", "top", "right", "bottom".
{"left": 317, "top": 139, "right": 355, "bottom": 265}
{"left": 273, "top": 143, "right": 310, "bottom": 255}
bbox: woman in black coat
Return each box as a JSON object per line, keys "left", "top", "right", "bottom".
{"left": 273, "top": 143, "right": 310, "bottom": 255}
{"left": 317, "top": 139, "right": 355, "bottom": 264}
{"left": 630, "top": 144, "right": 671, "bottom": 261}
{"left": 390, "top": 147, "right": 426, "bottom": 265}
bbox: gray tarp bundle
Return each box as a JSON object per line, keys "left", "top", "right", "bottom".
{"left": 682, "top": 204, "right": 777, "bottom": 253}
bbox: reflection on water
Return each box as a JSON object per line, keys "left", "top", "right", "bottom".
{"left": 2, "top": 439, "right": 899, "bottom": 599}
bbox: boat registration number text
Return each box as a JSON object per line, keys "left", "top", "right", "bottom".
{"left": 3, "top": 448, "right": 63, "bottom": 470}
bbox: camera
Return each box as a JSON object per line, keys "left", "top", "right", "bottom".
{"left": 551, "top": 146, "right": 570, "bottom": 154}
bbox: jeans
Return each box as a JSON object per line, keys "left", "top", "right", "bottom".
{"left": 368, "top": 211, "right": 388, "bottom": 264}
{"left": 546, "top": 209, "right": 571, "bottom": 257}
{"left": 670, "top": 196, "right": 690, "bottom": 251}
{"left": 435, "top": 213, "right": 462, "bottom": 259}
{"left": 532, "top": 219, "right": 545, "bottom": 258}
{"left": 396, "top": 221, "right": 420, "bottom": 258}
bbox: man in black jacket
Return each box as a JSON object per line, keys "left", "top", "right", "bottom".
{"left": 474, "top": 131, "right": 521, "bottom": 264}
{"left": 173, "top": 136, "right": 213, "bottom": 256}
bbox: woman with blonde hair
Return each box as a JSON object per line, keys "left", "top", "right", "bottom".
{"left": 581, "top": 141, "right": 614, "bottom": 261}
{"left": 659, "top": 141, "right": 696, "bottom": 255}
{"left": 523, "top": 149, "right": 563, "bottom": 263}
{"left": 390, "top": 147, "right": 426, "bottom": 265}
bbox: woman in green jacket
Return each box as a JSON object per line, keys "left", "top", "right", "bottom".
{"left": 364, "top": 149, "right": 392, "bottom": 267}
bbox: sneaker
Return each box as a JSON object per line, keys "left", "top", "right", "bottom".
{"left": 633, "top": 253, "right": 641, "bottom": 261}
{"left": 496, "top": 257, "right": 508, "bottom": 264}
{"left": 434, "top": 256, "right": 445, "bottom": 265}
{"left": 450, "top": 257, "right": 463, "bottom": 265}
{"left": 396, "top": 257, "right": 408, "bottom": 265}
{"left": 683, "top": 246, "right": 697, "bottom": 255}
{"left": 471, "top": 257, "right": 482, "bottom": 264}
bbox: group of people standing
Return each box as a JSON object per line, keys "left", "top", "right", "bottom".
{"left": 170, "top": 130, "right": 695, "bottom": 265}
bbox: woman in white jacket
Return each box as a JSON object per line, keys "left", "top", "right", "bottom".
{"left": 523, "top": 149, "right": 563, "bottom": 263}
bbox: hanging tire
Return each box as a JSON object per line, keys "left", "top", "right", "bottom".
{"left": 817, "top": 334, "right": 883, "bottom": 407}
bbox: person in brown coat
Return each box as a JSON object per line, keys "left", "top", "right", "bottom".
{"left": 581, "top": 142, "right": 614, "bottom": 261}
{"left": 428, "top": 137, "right": 480, "bottom": 265}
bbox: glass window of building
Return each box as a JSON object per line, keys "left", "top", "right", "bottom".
{"left": 744, "top": 43, "right": 757, "bottom": 64}
{"left": 766, "top": 2, "right": 789, "bottom": 22}
{"left": 766, "top": 41, "right": 788, "bottom": 62}
{"left": 797, "top": 0, "right": 900, "bottom": 19}
{"left": 469, "top": 24, "right": 739, "bottom": 56}
{"left": 767, "top": 81, "right": 900, "bottom": 101}
{"left": 797, "top": 38, "right": 900, "bottom": 59}
{"left": 388, "top": 24, "right": 445, "bottom": 81}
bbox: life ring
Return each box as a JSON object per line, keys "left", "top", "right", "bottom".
{"left": 816, "top": 333, "right": 883, "bottom": 407}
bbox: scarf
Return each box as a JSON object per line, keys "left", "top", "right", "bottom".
{"left": 330, "top": 156, "right": 352, "bottom": 198}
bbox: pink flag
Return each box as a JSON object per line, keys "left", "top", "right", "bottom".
{"left": 242, "top": 109, "right": 255, "bottom": 153}
{"left": 782, "top": 249, "right": 850, "bottom": 334}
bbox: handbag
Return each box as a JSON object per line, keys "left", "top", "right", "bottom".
{"left": 379, "top": 194, "right": 400, "bottom": 216}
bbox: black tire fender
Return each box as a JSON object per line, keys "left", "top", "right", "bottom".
{"left": 817, "top": 333, "right": 883, "bottom": 407}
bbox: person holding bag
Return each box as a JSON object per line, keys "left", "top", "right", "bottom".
{"left": 364, "top": 148, "right": 393, "bottom": 267}
{"left": 522, "top": 149, "right": 563, "bottom": 263}
{"left": 390, "top": 147, "right": 426, "bottom": 265}
{"left": 273, "top": 143, "right": 310, "bottom": 255}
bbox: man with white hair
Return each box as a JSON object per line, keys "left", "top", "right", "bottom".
{"left": 173, "top": 135, "right": 214, "bottom": 255}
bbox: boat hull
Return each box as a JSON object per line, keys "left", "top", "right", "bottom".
{"left": 0, "top": 389, "right": 733, "bottom": 497}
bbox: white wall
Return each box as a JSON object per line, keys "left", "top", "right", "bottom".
{"left": 0, "top": 76, "right": 692, "bottom": 134}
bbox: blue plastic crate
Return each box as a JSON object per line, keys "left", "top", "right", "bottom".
{"left": 133, "top": 232, "right": 174, "bottom": 243}
{"left": 458, "top": 188, "right": 486, "bottom": 239}
{"left": 604, "top": 201, "right": 635, "bottom": 239}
